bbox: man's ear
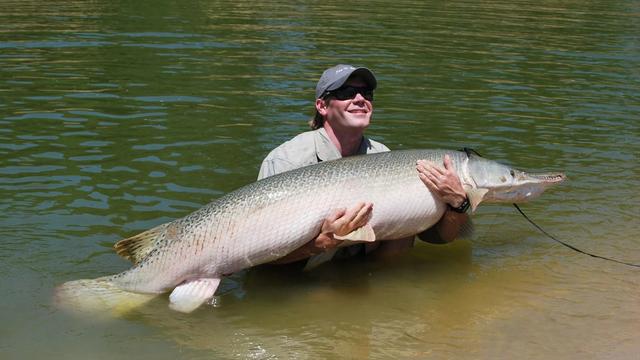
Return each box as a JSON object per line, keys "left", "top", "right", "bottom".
{"left": 316, "top": 98, "right": 328, "bottom": 116}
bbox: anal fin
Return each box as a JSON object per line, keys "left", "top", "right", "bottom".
{"left": 333, "top": 224, "right": 376, "bottom": 242}
{"left": 169, "top": 278, "right": 221, "bottom": 313}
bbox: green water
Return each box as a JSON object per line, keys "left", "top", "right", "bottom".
{"left": 1, "top": 0, "right": 639, "bottom": 358}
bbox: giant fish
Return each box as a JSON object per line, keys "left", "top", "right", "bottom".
{"left": 56, "top": 149, "right": 565, "bottom": 314}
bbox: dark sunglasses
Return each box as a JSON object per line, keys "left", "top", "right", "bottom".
{"left": 324, "top": 85, "right": 374, "bottom": 101}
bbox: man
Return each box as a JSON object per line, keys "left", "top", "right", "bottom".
{"left": 258, "top": 64, "right": 469, "bottom": 265}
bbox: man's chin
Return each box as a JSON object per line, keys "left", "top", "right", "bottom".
{"left": 347, "top": 114, "right": 371, "bottom": 126}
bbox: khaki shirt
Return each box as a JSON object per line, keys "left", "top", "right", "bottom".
{"left": 258, "top": 127, "right": 390, "bottom": 180}
{"left": 257, "top": 127, "right": 391, "bottom": 264}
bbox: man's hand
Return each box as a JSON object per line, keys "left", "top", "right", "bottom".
{"left": 315, "top": 202, "right": 373, "bottom": 250}
{"left": 268, "top": 202, "right": 374, "bottom": 264}
{"left": 416, "top": 155, "right": 466, "bottom": 207}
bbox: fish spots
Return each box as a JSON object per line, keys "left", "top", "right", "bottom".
{"left": 166, "top": 222, "right": 180, "bottom": 240}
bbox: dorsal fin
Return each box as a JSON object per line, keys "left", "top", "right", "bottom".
{"left": 459, "top": 147, "right": 483, "bottom": 158}
{"left": 114, "top": 223, "right": 174, "bottom": 264}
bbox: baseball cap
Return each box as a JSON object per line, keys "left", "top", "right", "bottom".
{"left": 315, "top": 64, "right": 377, "bottom": 99}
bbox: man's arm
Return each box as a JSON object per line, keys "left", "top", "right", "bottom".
{"left": 415, "top": 154, "right": 469, "bottom": 244}
{"left": 417, "top": 210, "right": 468, "bottom": 244}
{"left": 365, "top": 206, "right": 468, "bottom": 260}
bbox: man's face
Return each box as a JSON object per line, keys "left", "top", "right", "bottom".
{"left": 317, "top": 77, "right": 373, "bottom": 131}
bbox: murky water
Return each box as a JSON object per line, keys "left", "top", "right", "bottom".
{"left": 1, "top": 0, "right": 639, "bottom": 358}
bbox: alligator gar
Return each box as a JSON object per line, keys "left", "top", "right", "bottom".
{"left": 56, "top": 149, "right": 565, "bottom": 314}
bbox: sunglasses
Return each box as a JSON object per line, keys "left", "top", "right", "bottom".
{"left": 324, "top": 86, "right": 374, "bottom": 101}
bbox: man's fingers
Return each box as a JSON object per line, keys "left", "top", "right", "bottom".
{"left": 350, "top": 202, "right": 373, "bottom": 228}
{"left": 329, "top": 202, "right": 362, "bottom": 231}
{"left": 418, "top": 172, "right": 437, "bottom": 191}
{"left": 342, "top": 202, "right": 364, "bottom": 220}
{"left": 327, "top": 208, "right": 346, "bottom": 222}
{"left": 417, "top": 157, "right": 466, "bottom": 206}
{"left": 443, "top": 154, "right": 452, "bottom": 169}
{"left": 329, "top": 202, "right": 374, "bottom": 236}
{"left": 417, "top": 159, "right": 445, "bottom": 176}
{"left": 416, "top": 162, "right": 434, "bottom": 178}
{"left": 443, "top": 154, "right": 458, "bottom": 174}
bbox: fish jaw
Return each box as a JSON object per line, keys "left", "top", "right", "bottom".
{"left": 483, "top": 171, "right": 566, "bottom": 203}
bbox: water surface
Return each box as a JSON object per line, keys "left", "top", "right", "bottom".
{"left": 1, "top": 0, "right": 639, "bottom": 359}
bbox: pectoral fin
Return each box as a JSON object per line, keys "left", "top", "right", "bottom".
{"left": 303, "top": 225, "right": 376, "bottom": 271}
{"left": 333, "top": 224, "right": 376, "bottom": 242}
{"left": 465, "top": 188, "right": 489, "bottom": 213}
{"left": 169, "top": 278, "right": 221, "bottom": 313}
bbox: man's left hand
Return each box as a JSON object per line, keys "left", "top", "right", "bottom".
{"left": 416, "top": 155, "right": 467, "bottom": 207}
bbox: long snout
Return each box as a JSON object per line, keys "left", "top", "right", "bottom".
{"left": 487, "top": 171, "right": 566, "bottom": 204}
{"left": 526, "top": 172, "right": 566, "bottom": 186}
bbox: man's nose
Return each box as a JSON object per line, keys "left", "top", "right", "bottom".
{"left": 352, "top": 92, "right": 366, "bottom": 103}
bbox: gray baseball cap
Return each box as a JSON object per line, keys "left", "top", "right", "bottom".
{"left": 315, "top": 64, "right": 377, "bottom": 99}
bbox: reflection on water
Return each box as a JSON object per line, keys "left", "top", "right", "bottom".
{"left": 1, "top": 0, "right": 639, "bottom": 358}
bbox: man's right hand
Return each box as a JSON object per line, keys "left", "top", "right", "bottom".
{"left": 268, "top": 202, "right": 374, "bottom": 264}
{"left": 315, "top": 202, "right": 374, "bottom": 250}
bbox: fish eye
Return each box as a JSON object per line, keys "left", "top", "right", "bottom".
{"left": 510, "top": 170, "right": 515, "bottom": 177}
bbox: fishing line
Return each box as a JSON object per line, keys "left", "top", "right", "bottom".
{"left": 513, "top": 204, "right": 640, "bottom": 268}
{"left": 458, "top": 147, "right": 639, "bottom": 268}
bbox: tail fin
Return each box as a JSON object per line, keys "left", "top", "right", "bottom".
{"left": 55, "top": 276, "right": 157, "bottom": 317}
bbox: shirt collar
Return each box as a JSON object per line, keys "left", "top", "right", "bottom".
{"left": 314, "top": 127, "right": 371, "bottom": 162}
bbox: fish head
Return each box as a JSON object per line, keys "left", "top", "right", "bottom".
{"left": 464, "top": 156, "right": 566, "bottom": 211}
